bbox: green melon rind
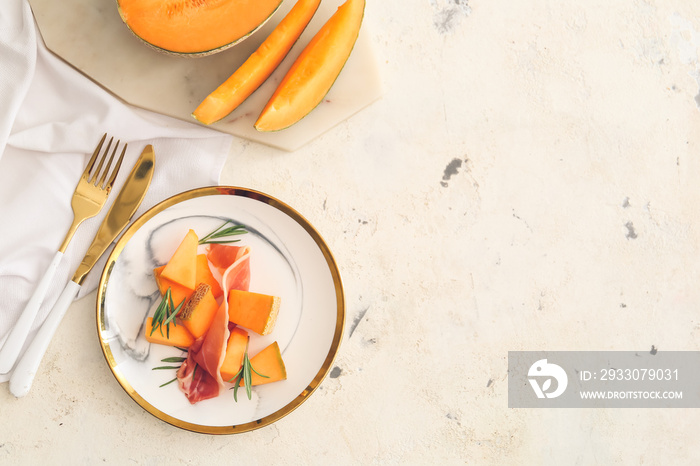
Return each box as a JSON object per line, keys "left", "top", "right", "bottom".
{"left": 116, "top": 0, "right": 284, "bottom": 58}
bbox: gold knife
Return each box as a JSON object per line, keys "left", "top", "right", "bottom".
{"left": 9, "top": 145, "right": 155, "bottom": 398}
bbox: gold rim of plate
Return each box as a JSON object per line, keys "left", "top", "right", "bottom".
{"left": 95, "top": 186, "right": 345, "bottom": 434}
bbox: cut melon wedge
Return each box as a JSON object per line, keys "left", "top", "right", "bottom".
{"left": 144, "top": 317, "right": 195, "bottom": 348}
{"left": 249, "top": 342, "right": 286, "bottom": 385}
{"left": 254, "top": 0, "right": 366, "bottom": 131}
{"left": 154, "top": 255, "right": 220, "bottom": 305}
{"left": 195, "top": 254, "right": 223, "bottom": 299}
{"left": 220, "top": 327, "right": 249, "bottom": 382}
{"left": 117, "top": 0, "right": 284, "bottom": 56}
{"left": 227, "top": 289, "right": 281, "bottom": 336}
{"left": 180, "top": 283, "right": 219, "bottom": 339}
{"left": 160, "top": 229, "right": 198, "bottom": 290}
{"left": 153, "top": 265, "right": 193, "bottom": 307}
{"left": 232, "top": 341, "right": 287, "bottom": 387}
{"left": 192, "top": 0, "right": 322, "bottom": 124}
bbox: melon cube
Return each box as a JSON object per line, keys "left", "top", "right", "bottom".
{"left": 231, "top": 341, "right": 287, "bottom": 387}
{"left": 180, "top": 283, "right": 219, "bottom": 339}
{"left": 144, "top": 317, "right": 195, "bottom": 348}
{"left": 220, "top": 327, "right": 249, "bottom": 382}
{"left": 161, "top": 229, "right": 199, "bottom": 289}
{"left": 153, "top": 265, "right": 193, "bottom": 306}
{"left": 227, "top": 289, "right": 281, "bottom": 335}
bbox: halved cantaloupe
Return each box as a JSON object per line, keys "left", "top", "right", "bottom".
{"left": 254, "top": 0, "right": 365, "bottom": 131}
{"left": 144, "top": 317, "right": 195, "bottom": 348}
{"left": 192, "top": 0, "right": 322, "bottom": 124}
{"left": 227, "top": 289, "right": 281, "bottom": 335}
{"left": 160, "top": 229, "right": 198, "bottom": 289}
{"left": 179, "top": 283, "right": 219, "bottom": 339}
{"left": 220, "top": 327, "right": 249, "bottom": 382}
{"left": 117, "top": 0, "right": 284, "bottom": 56}
{"left": 232, "top": 341, "right": 287, "bottom": 387}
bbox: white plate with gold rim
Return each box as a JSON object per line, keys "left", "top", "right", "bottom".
{"left": 96, "top": 186, "right": 344, "bottom": 434}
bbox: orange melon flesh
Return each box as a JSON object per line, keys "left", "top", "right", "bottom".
{"left": 232, "top": 341, "right": 287, "bottom": 386}
{"left": 227, "top": 289, "right": 281, "bottom": 336}
{"left": 117, "top": 0, "right": 284, "bottom": 56}
{"left": 144, "top": 317, "right": 195, "bottom": 348}
{"left": 153, "top": 265, "right": 193, "bottom": 306}
{"left": 180, "top": 283, "right": 219, "bottom": 339}
{"left": 249, "top": 342, "right": 286, "bottom": 385}
{"left": 161, "top": 229, "right": 198, "bottom": 289}
{"left": 192, "top": 0, "right": 322, "bottom": 125}
{"left": 254, "top": 0, "right": 365, "bottom": 131}
{"left": 195, "top": 254, "right": 223, "bottom": 299}
{"left": 220, "top": 327, "right": 249, "bottom": 382}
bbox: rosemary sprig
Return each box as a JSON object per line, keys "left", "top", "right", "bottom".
{"left": 158, "top": 363, "right": 197, "bottom": 389}
{"left": 159, "top": 378, "right": 178, "bottom": 388}
{"left": 152, "top": 357, "right": 187, "bottom": 370}
{"left": 161, "top": 356, "right": 187, "bottom": 363}
{"left": 149, "top": 288, "right": 184, "bottom": 338}
{"left": 152, "top": 356, "right": 187, "bottom": 388}
{"left": 198, "top": 220, "right": 247, "bottom": 245}
{"left": 228, "top": 339, "right": 268, "bottom": 402}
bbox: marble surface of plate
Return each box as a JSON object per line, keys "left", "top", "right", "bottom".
{"left": 27, "top": 0, "right": 383, "bottom": 151}
{"left": 97, "top": 187, "right": 344, "bottom": 433}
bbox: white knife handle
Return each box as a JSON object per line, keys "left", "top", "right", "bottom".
{"left": 0, "top": 251, "right": 63, "bottom": 374}
{"left": 9, "top": 280, "right": 81, "bottom": 398}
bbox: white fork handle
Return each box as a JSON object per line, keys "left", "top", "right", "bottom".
{"left": 0, "top": 251, "right": 63, "bottom": 374}
{"left": 9, "top": 280, "right": 81, "bottom": 398}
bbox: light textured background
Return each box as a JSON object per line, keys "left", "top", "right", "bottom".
{"left": 3, "top": 0, "right": 700, "bottom": 463}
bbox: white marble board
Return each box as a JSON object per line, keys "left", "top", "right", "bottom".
{"left": 27, "top": 0, "right": 383, "bottom": 151}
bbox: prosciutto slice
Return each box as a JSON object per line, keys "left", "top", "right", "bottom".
{"left": 175, "top": 244, "right": 252, "bottom": 404}
{"left": 176, "top": 354, "right": 220, "bottom": 404}
{"left": 207, "top": 244, "right": 251, "bottom": 292}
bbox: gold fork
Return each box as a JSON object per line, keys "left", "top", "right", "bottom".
{"left": 0, "top": 134, "right": 127, "bottom": 373}
{"left": 57, "top": 134, "right": 126, "bottom": 253}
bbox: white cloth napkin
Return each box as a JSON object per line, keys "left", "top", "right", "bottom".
{"left": 0, "top": 1, "right": 234, "bottom": 381}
